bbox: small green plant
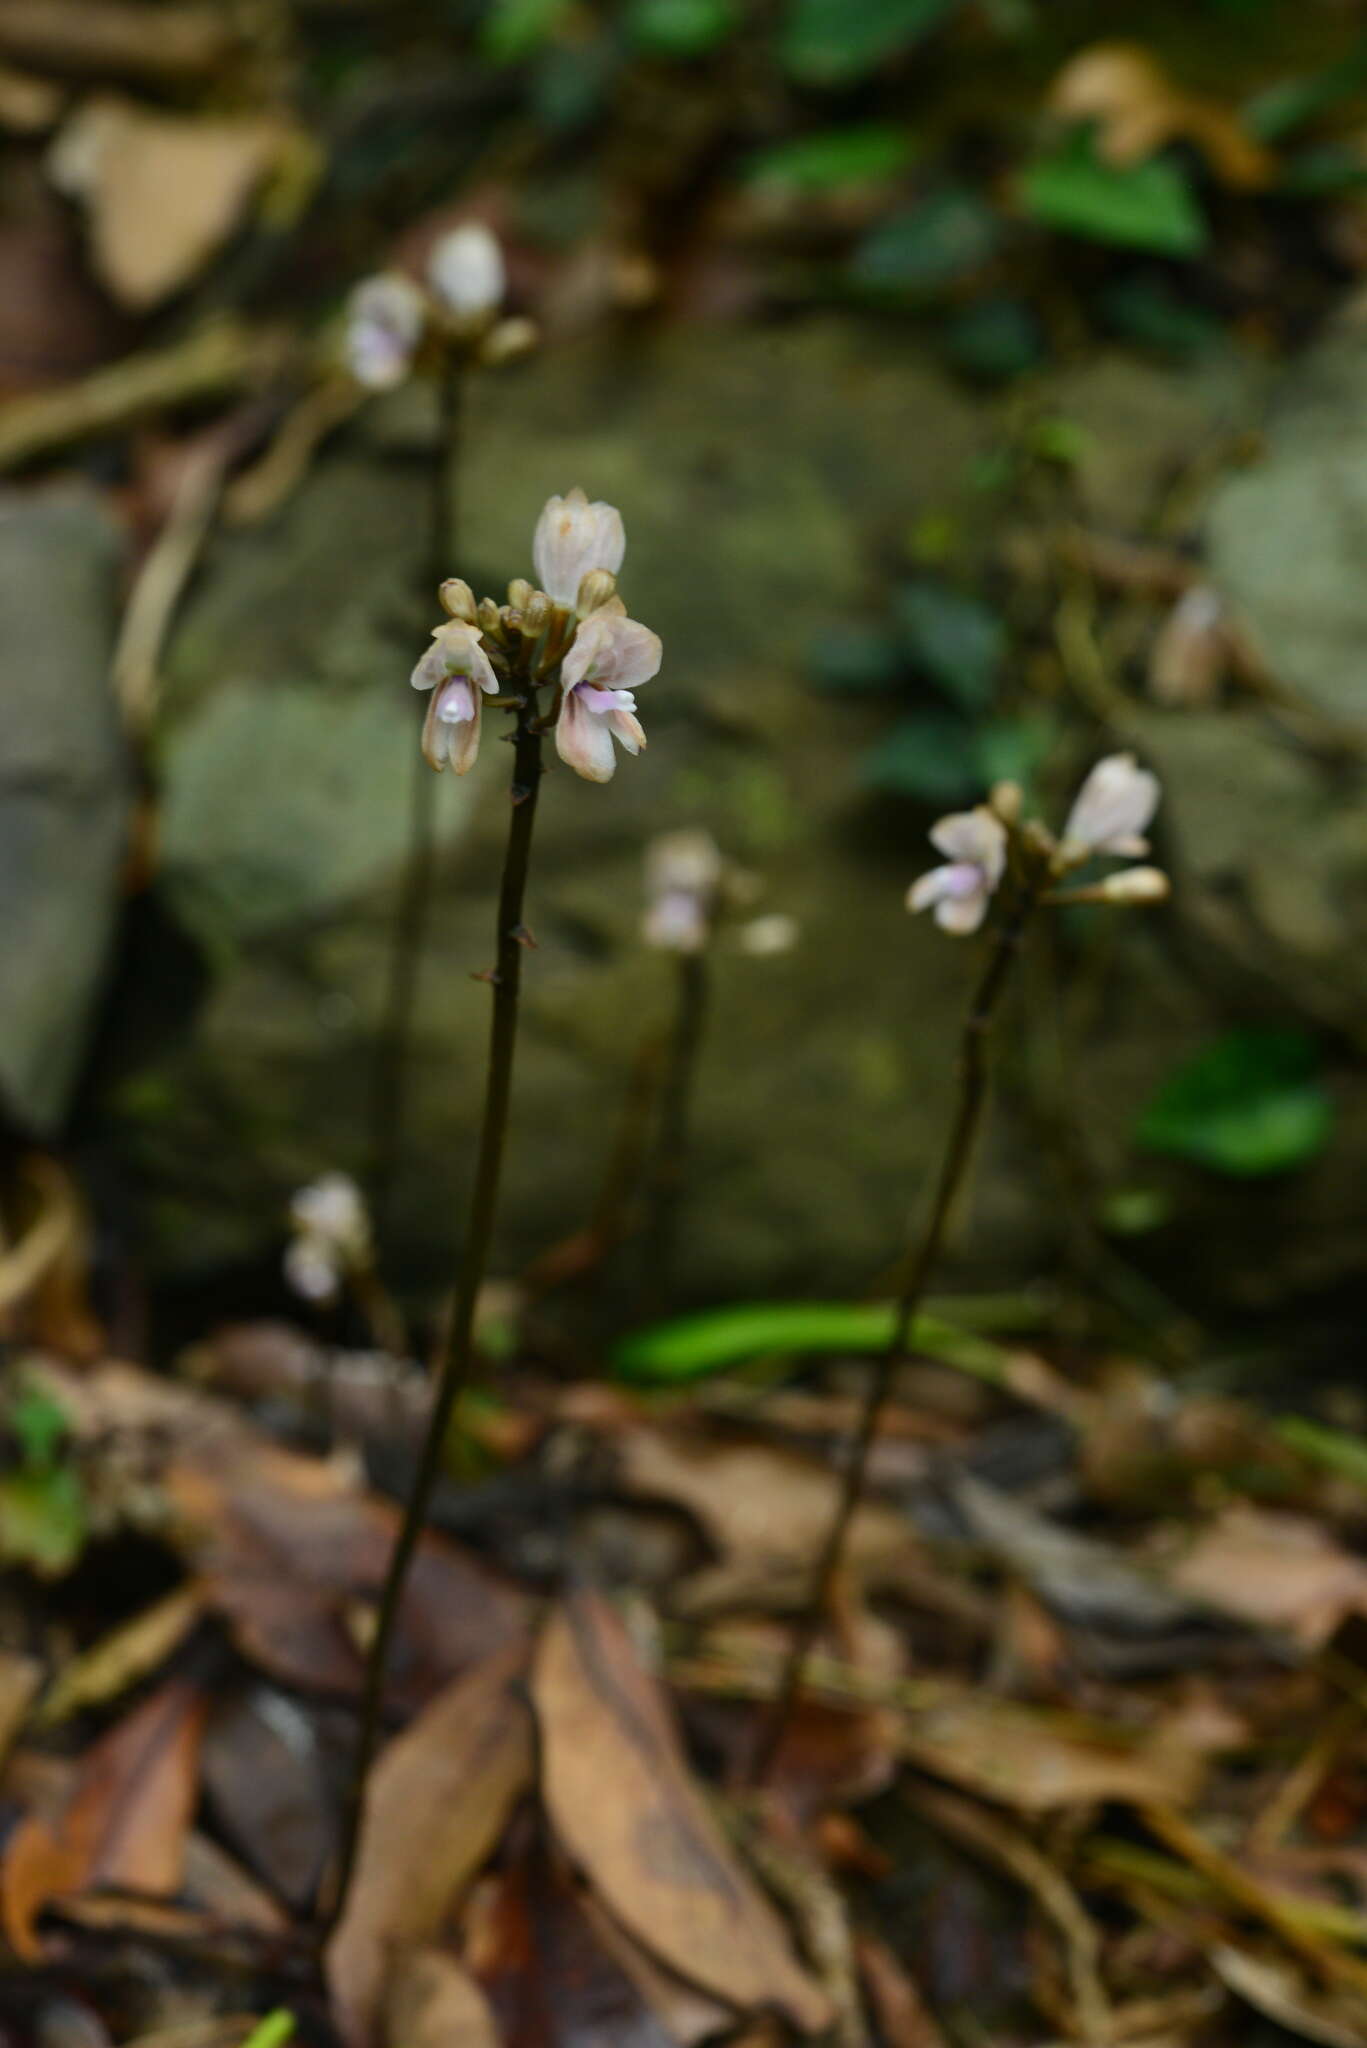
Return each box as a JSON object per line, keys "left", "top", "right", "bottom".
{"left": 0, "top": 1375, "right": 86, "bottom": 1579}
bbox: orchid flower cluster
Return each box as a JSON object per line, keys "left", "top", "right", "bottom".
{"left": 411, "top": 489, "right": 662, "bottom": 782}
{"left": 642, "top": 830, "right": 800, "bottom": 958}
{"left": 284, "top": 1171, "right": 373, "bottom": 1305}
{"left": 909, "top": 752, "right": 1169, "bottom": 935}
{"left": 345, "top": 222, "right": 535, "bottom": 391}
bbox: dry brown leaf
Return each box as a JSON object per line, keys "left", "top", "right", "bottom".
{"left": 1148, "top": 585, "right": 1232, "bottom": 707}
{"left": 2, "top": 1676, "right": 205, "bottom": 1959}
{"left": 385, "top": 1950, "right": 500, "bottom": 2048}
{"left": 49, "top": 94, "right": 288, "bottom": 308}
{"left": 0, "top": 1, "right": 233, "bottom": 81}
{"left": 856, "top": 1934, "right": 948, "bottom": 2048}
{"left": 533, "top": 1590, "right": 831, "bottom": 2033}
{"left": 35, "top": 1584, "right": 206, "bottom": 1728}
{"left": 899, "top": 1689, "right": 1204, "bottom": 1814}
{"left": 1169, "top": 1508, "right": 1367, "bottom": 1650}
{"left": 1214, "top": 1944, "right": 1367, "bottom": 2048}
{"left": 326, "top": 1644, "right": 534, "bottom": 2048}
{"left": 1049, "top": 42, "right": 1274, "bottom": 189}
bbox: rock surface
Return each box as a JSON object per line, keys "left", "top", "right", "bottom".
{"left": 0, "top": 487, "right": 128, "bottom": 1137}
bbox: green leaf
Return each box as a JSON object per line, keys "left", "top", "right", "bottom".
{"left": 481, "top": 0, "right": 571, "bottom": 63}
{"left": 10, "top": 1384, "right": 69, "bottom": 1469}
{"left": 0, "top": 1464, "right": 87, "bottom": 1577}
{"left": 1276, "top": 1416, "right": 1367, "bottom": 1492}
{"left": 1136, "top": 1027, "right": 1333, "bottom": 1178}
{"left": 895, "top": 579, "right": 1004, "bottom": 710}
{"left": 241, "top": 2017, "right": 296, "bottom": 2048}
{"left": 1019, "top": 129, "right": 1207, "bottom": 257}
{"left": 851, "top": 186, "right": 1000, "bottom": 297}
{"left": 625, "top": 0, "right": 738, "bottom": 58}
{"left": 973, "top": 709, "right": 1058, "bottom": 792}
{"left": 860, "top": 711, "right": 979, "bottom": 803}
{"left": 942, "top": 296, "right": 1044, "bottom": 383}
{"left": 1244, "top": 39, "right": 1367, "bottom": 143}
{"left": 613, "top": 1299, "right": 1018, "bottom": 1384}
{"left": 745, "top": 125, "right": 915, "bottom": 193}
{"left": 808, "top": 623, "right": 904, "bottom": 694}
{"left": 782, "top": 0, "right": 958, "bottom": 83}
{"left": 1100, "top": 275, "right": 1223, "bottom": 359}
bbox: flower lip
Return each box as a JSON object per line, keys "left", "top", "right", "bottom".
{"left": 908, "top": 806, "right": 1006, "bottom": 937}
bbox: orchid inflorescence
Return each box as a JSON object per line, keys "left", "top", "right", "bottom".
{"left": 411, "top": 490, "right": 662, "bottom": 783}
{"left": 345, "top": 222, "right": 535, "bottom": 391}
{"left": 908, "top": 752, "right": 1168, "bottom": 936}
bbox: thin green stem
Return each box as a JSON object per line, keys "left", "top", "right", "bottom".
{"left": 367, "top": 356, "right": 464, "bottom": 1244}
{"left": 326, "top": 707, "right": 544, "bottom": 1935}
{"left": 748, "top": 881, "right": 1037, "bottom": 1784}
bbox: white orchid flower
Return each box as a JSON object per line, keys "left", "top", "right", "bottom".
{"left": 345, "top": 273, "right": 425, "bottom": 391}
{"left": 907, "top": 806, "right": 1007, "bottom": 936}
{"left": 556, "top": 612, "right": 661, "bottom": 783}
{"left": 428, "top": 223, "right": 505, "bottom": 320}
{"left": 411, "top": 621, "right": 500, "bottom": 774}
{"left": 1061, "top": 752, "right": 1160, "bottom": 861}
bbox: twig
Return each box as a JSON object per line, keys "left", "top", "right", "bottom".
{"left": 749, "top": 881, "right": 1038, "bottom": 1781}
{"left": 327, "top": 705, "right": 544, "bottom": 1935}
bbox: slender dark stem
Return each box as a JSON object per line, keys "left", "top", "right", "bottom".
{"left": 366, "top": 357, "right": 464, "bottom": 1244}
{"left": 326, "top": 709, "right": 544, "bottom": 1934}
{"left": 749, "top": 882, "right": 1037, "bottom": 1783}
{"left": 638, "top": 948, "right": 709, "bottom": 1306}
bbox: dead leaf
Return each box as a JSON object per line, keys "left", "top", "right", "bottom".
{"left": 386, "top": 1950, "right": 499, "bottom": 2048}
{"left": 49, "top": 94, "right": 287, "bottom": 308}
{"left": 1149, "top": 585, "right": 1232, "bottom": 707}
{"left": 1214, "top": 1945, "right": 1367, "bottom": 2048}
{"left": 899, "top": 1690, "right": 1204, "bottom": 1814}
{"left": 35, "top": 1584, "right": 207, "bottom": 1727}
{"left": 2, "top": 1676, "right": 206, "bottom": 1959}
{"left": 1049, "top": 42, "right": 1274, "bottom": 189}
{"left": 0, "top": 1, "right": 235, "bottom": 82}
{"left": 326, "top": 1644, "right": 534, "bottom": 2048}
{"left": 201, "top": 1687, "right": 335, "bottom": 1912}
{"left": 855, "top": 1935, "right": 948, "bottom": 2048}
{"left": 0, "top": 1651, "right": 40, "bottom": 1763}
{"left": 1170, "top": 1508, "right": 1367, "bottom": 1650}
{"left": 533, "top": 1590, "right": 831, "bottom": 2033}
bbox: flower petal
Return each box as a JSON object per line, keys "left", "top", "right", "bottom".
{"left": 427, "top": 223, "right": 504, "bottom": 319}
{"left": 562, "top": 612, "right": 662, "bottom": 692}
{"left": 935, "top": 887, "right": 989, "bottom": 935}
{"left": 345, "top": 274, "right": 424, "bottom": 391}
{"left": 556, "top": 686, "right": 618, "bottom": 782}
{"left": 1063, "top": 753, "right": 1160, "bottom": 858}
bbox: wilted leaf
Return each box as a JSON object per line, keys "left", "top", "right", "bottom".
{"left": 1214, "top": 1944, "right": 1367, "bottom": 2048}
{"left": 533, "top": 1591, "right": 830, "bottom": 2031}
{"left": 1019, "top": 128, "right": 1207, "bottom": 257}
{"left": 326, "top": 1644, "right": 534, "bottom": 2048}
{"left": 1049, "top": 43, "right": 1273, "bottom": 188}
{"left": 49, "top": 94, "right": 288, "bottom": 309}
{"left": 36, "top": 1585, "right": 207, "bottom": 1728}
{"left": 850, "top": 186, "right": 999, "bottom": 296}
{"left": 899, "top": 1689, "right": 1204, "bottom": 1812}
{"left": 3, "top": 1677, "right": 206, "bottom": 1959}
{"left": 1137, "top": 1027, "right": 1333, "bottom": 1177}
{"left": 782, "top": 0, "right": 957, "bottom": 85}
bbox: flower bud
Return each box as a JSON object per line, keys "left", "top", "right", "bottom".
{"left": 533, "top": 489, "right": 626, "bottom": 607}
{"left": 439, "top": 577, "right": 477, "bottom": 623}
{"left": 523, "top": 589, "right": 552, "bottom": 634}
{"left": 989, "top": 780, "right": 1023, "bottom": 826}
{"left": 577, "top": 568, "right": 617, "bottom": 615}
{"left": 479, "top": 316, "right": 538, "bottom": 368}
{"left": 477, "top": 596, "right": 503, "bottom": 637}
{"left": 427, "top": 222, "right": 504, "bottom": 321}
{"left": 508, "top": 577, "right": 534, "bottom": 612}
{"left": 1100, "top": 865, "right": 1170, "bottom": 904}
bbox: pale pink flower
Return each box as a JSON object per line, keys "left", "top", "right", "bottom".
{"left": 411, "top": 621, "right": 499, "bottom": 774}
{"left": 345, "top": 273, "right": 425, "bottom": 390}
{"left": 643, "top": 831, "right": 723, "bottom": 953}
{"left": 907, "top": 807, "right": 1007, "bottom": 936}
{"left": 556, "top": 612, "right": 661, "bottom": 783}
{"left": 285, "top": 1171, "right": 371, "bottom": 1304}
{"left": 1062, "top": 752, "right": 1160, "bottom": 860}
{"left": 428, "top": 223, "right": 505, "bottom": 320}
{"left": 533, "top": 488, "right": 626, "bottom": 607}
